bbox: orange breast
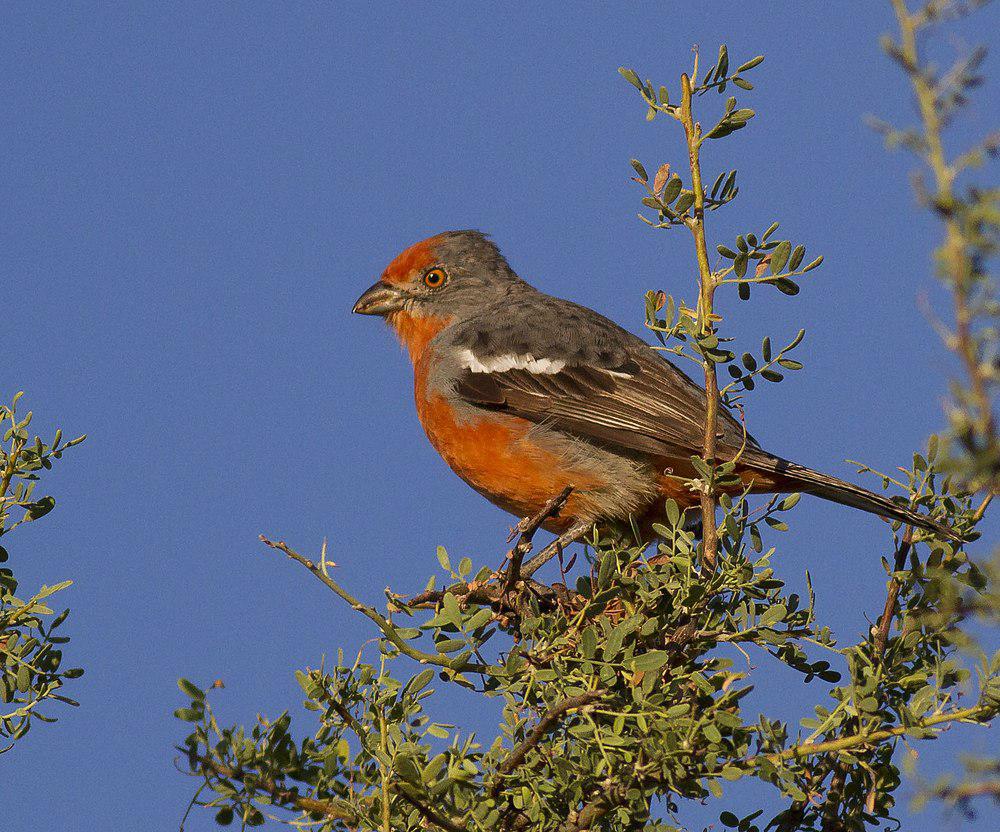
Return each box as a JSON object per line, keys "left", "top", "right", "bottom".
{"left": 412, "top": 353, "right": 602, "bottom": 531}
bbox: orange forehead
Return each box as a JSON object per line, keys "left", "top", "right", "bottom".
{"left": 381, "top": 234, "right": 446, "bottom": 286}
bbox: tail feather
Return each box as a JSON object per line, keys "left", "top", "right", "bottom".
{"left": 743, "top": 454, "right": 959, "bottom": 541}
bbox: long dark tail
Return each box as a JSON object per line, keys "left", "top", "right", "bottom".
{"left": 743, "top": 453, "right": 959, "bottom": 541}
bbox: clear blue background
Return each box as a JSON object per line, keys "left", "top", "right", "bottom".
{"left": 3, "top": 2, "right": 997, "bottom": 829}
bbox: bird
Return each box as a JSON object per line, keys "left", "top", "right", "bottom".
{"left": 353, "top": 230, "right": 953, "bottom": 545}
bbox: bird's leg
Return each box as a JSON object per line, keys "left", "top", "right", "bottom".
{"left": 520, "top": 520, "right": 593, "bottom": 580}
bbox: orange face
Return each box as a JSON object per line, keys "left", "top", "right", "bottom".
{"left": 379, "top": 234, "right": 447, "bottom": 288}
{"left": 353, "top": 235, "right": 455, "bottom": 363}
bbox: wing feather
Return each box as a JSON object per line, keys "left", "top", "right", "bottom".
{"left": 453, "top": 348, "right": 757, "bottom": 457}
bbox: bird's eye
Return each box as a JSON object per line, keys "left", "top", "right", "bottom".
{"left": 423, "top": 268, "right": 447, "bottom": 289}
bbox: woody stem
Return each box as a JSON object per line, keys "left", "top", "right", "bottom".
{"left": 680, "top": 71, "right": 720, "bottom": 570}
{"left": 890, "top": 0, "right": 996, "bottom": 484}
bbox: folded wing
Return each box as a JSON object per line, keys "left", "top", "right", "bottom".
{"left": 453, "top": 347, "right": 757, "bottom": 459}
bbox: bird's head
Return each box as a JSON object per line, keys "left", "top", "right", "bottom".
{"left": 353, "top": 231, "right": 524, "bottom": 358}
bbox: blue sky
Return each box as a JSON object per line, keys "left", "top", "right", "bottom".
{"left": 3, "top": 3, "right": 997, "bottom": 830}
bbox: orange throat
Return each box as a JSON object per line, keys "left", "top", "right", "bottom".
{"left": 386, "top": 309, "right": 452, "bottom": 363}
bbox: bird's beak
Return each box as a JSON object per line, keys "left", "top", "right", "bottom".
{"left": 352, "top": 280, "right": 405, "bottom": 316}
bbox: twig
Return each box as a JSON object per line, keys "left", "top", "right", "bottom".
{"left": 396, "top": 788, "right": 466, "bottom": 832}
{"left": 183, "top": 750, "right": 359, "bottom": 823}
{"left": 187, "top": 747, "right": 468, "bottom": 832}
{"left": 736, "top": 704, "right": 990, "bottom": 770}
{"left": 873, "top": 526, "right": 914, "bottom": 660}
{"left": 561, "top": 782, "right": 623, "bottom": 832}
{"left": 521, "top": 520, "right": 593, "bottom": 579}
{"left": 933, "top": 778, "right": 1000, "bottom": 807}
{"left": 490, "top": 690, "right": 603, "bottom": 795}
{"left": 260, "top": 536, "right": 489, "bottom": 674}
{"left": 503, "top": 486, "right": 574, "bottom": 596}
{"left": 679, "top": 70, "right": 721, "bottom": 571}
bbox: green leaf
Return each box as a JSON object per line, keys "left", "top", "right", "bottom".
{"left": 597, "top": 552, "right": 616, "bottom": 588}
{"left": 665, "top": 499, "right": 680, "bottom": 527}
{"left": 734, "top": 252, "right": 748, "bottom": 278}
{"left": 770, "top": 240, "right": 791, "bottom": 274}
{"left": 619, "top": 67, "right": 643, "bottom": 90}
{"left": 716, "top": 44, "right": 729, "bottom": 80}
{"left": 177, "top": 678, "right": 205, "bottom": 701}
{"left": 436, "top": 546, "right": 450, "bottom": 571}
{"left": 737, "top": 55, "right": 765, "bottom": 72}
{"left": 779, "top": 493, "right": 801, "bottom": 510}
{"left": 632, "top": 650, "right": 669, "bottom": 671}
{"left": 409, "top": 668, "right": 435, "bottom": 695}
{"left": 24, "top": 496, "right": 55, "bottom": 521}
{"left": 630, "top": 159, "right": 648, "bottom": 181}
{"left": 789, "top": 244, "right": 806, "bottom": 271}
{"left": 674, "top": 191, "right": 695, "bottom": 214}
{"left": 717, "top": 245, "right": 737, "bottom": 259}
{"left": 663, "top": 175, "right": 683, "bottom": 204}
{"left": 604, "top": 623, "right": 627, "bottom": 660}
{"left": 760, "top": 604, "right": 787, "bottom": 627}
{"left": 772, "top": 277, "right": 799, "bottom": 295}
{"left": 732, "top": 77, "right": 754, "bottom": 90}
{"left": 435, "top": 638, "right": 466, "bottom": 654}
{"left": 441, "top": 591, "right": 462, "bottom": 626}
{"left": 802, "top": 255, "right": 824, "bottom": 272}
{"left": 466, "top": 607, "right": 493, "bottom": 630}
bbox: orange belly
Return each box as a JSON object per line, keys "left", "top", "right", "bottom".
{"left": 413, "top": 363, "right": 604, "bottom": 531}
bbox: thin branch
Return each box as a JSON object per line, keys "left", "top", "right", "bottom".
{"left": 873, "top": 526, "right": 915, "bottom": 659}
{"left": 891, "top": 0, "right": 998, "bottom": 486}
{"left": 503, "top": 485, "right": 574, "bottom": 596}
{"left": 679, "top": 70, "right": 721, "bottom": 571}
{"left": 561, "top": 783, "right": 623, "bottom": 832}
{"left": 490, "top": 690, "right": 604, "bottom": 795}
{"left": 260, "top": 536, "right": 489, "bottom": 675}
{"left": 183, "top": 751, "right": 360, "bottom": 823}
{"left": 396, "top": 788, "right": 466, "bottom": 832}
{"left": 520, "top": 519, "right": 593, "bottom": 579}
{"left": 400, "top": 575, "right": 575, "bottom": 614}
{"left": 932, "top": 778, "right": 1000, "bottom": 806}
{"left": 737, "top": 704, "right": 990, "bottom": 771}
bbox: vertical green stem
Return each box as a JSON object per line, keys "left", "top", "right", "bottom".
{"left": 891, "top": 0, "right": 996, "bottom": 471}
{"left": 0, "top": 434, "right": 25, "bottom": 528}
{"left": 680, "top": 72, "right": 720, "bottom": 569}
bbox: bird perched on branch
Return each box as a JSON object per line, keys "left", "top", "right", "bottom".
{"left": 354, "top": 230, "right": 954, "bottom": 544}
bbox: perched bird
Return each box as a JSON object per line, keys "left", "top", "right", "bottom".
{"left": 353, "top": 230, "right": 951, "bottom": 543}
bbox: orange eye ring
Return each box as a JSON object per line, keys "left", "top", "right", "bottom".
{"left": 423, "top": 268, "right": 447, "bottom": 289}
